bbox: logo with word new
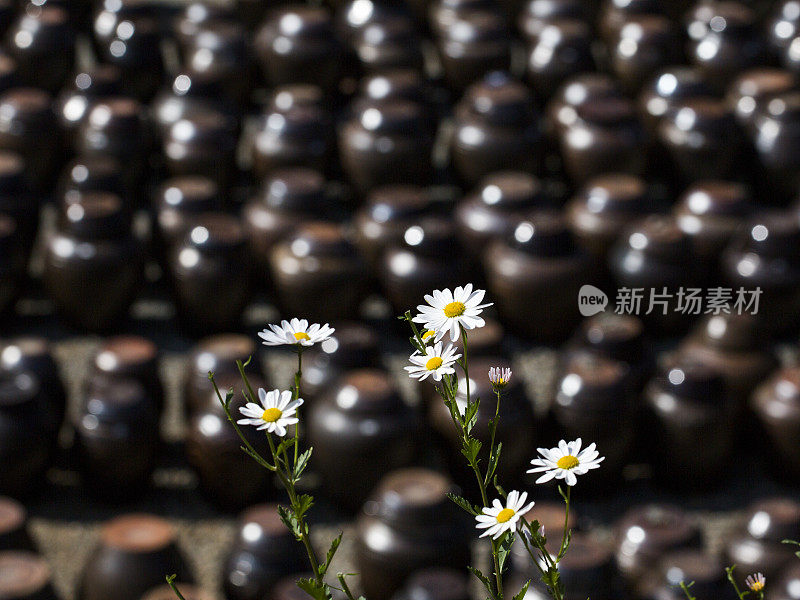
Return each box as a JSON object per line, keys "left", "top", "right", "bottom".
{"left": 578, "top": 285, "right": 608, "bottom": 317}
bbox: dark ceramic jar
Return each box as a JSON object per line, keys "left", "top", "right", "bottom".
{"left": 154, "top": 176, "right": 222, "bottom": 253}
{"left": 6, "top": 6, "right": 75, "bottom": 93}
{"left": 0, "top": 50, "right": 17, "bottom": 102}
{"left": 0, "top": 152, "right": 36, "bottom": 258}
{"left": 59, "top": 155, "right": 126, "bottom": 205}
{"left": 484, "top": 212, "right": 593, "bottom": 342}
{"left": 151, "top": 71, "right": 237, "bottom": 142}
{"left": 42, "top": 193, "right": 143, "bottom": 331}
{"left": 254, "top": 6, "right": 342, "bottom": 92}
{"left": 721, "top": 211, "right": 800, "bottom": 335}
{"left": 524, "top": 19, "right": 595, "bottom": 101}
{"left": 724, "top": 498, "right": 800, "bottom": 583}
{"left": 637, "top": 67, "right": 714, "bottom": 135}
{"left": 243, "top": 168, "right": 331, "bottom": 276}
{"left": 169, "top": 214, "right": 251, "bottom": 333}
{"left": 559, "top": 96, "right": 646, "bottom": 184}
{"left": 428, "top": 0, "right": 498, "bottom": 37}
{"left": 565, "top": 313, "right": 652, "bottom": 390}
{"left": 509, "top": 534, "right": 615, "bottom": 600}
{"left": 726, "top": 69, "right": 797, "bottom": 134}
{"left": 677, "top": 313, "right": 777, "bottom": 406}
{"left": 90, "top": 336, "right": 163, "bottom": 414}
{"left": 775, "top": 564, "right": 800, "bottom": 600}
{"left": 380, "top": 217, "right": 470, "bottom": 315}
{"left": 610, "top": 16, "right": 682, "bottom": 94}
{"left": 77, "top": 98, "right": 150, "bottom": 193}
{"left": 353, "top": 15, "right": 425, "bottom": 74}
{"left": 0, "top": 497, "right": 33, "bottom": 551}
{"left": 598, "top": 0, "right": 665, "bottom": 43}
{"left": 78, "top": 515, "right": 193, "bottom": 600}
{"left": 643, "top": 360, "right": 737, "bottom": 486}
{"left": 336, "top": 0, "right": 412, "bottom": 43}
{"left": 392, "top": 568, "right": 470, "bottom": 600}
{"left": 451, "top": 72, "right": 542, "bottom": 186}
{"left": 553, "top": 351, "right": 636, "bottom": 482}
{"left": 751, "top": 92, "right": 800, "bottom": 199}
{"left": 0, "top": 551, "right": 57, "bottom": 600}
{"left": 270, "top": 222, "right": 367, "bottom": 322}
{"left": 0, "top": 215, "right": 23, "bottom": 316}
{"left": 251, "top": 91, "right": 333, "bottom": 180}
{"left": 300, "top": 323, "right": 381, "bottom": 404}
{"left": 163, "top": 109, "right": 238, "bottom": 188}
{"left": 0, "top": 88, "right": 61, "bottom": 192}
{"left": 518, "top": 0, "right": 590, "bottom": 41}
{"left": 309, "top": 369, "right": 418, "bottom": 509}
{"left": 358, "top": 69, "right": 434, "bottom": 109}
{"left": 339, "top": 99, "right": 435, "bottom": 192}
{"left": 73, "top": 375, "right": 159, "bottom": 499}
{"left": 614, "top": 504, "right": 702, "bottom": 584}
{"left": 0, "top": 337, "right": 66, "bottom": 429}
{"left": 768, "top": 1, "right": 800, "bottom": 54}
{"left": 355, "top": 469, "right": 472, "bottom": 600}
{"left": 608, "top": 216, "right": 698, "bottom": 332}
{"left": 685, "top": 1, "right": 769, "bottom": 93}
{"left": 97, "top": 17, "right": 165, "bottom": 102}
{"left": 429, "top": 355, "right": 535, "bottom": 491}
{"left": 184, "top": 334, "right": 263, "bottom": 417}
{"left": 186, "top": 373, "right": 272, "bottom": 508}
{"left": 645, "top": 550, "right": 727, "bottom": 600}
{"left": 354, "top": 185, "right": 432, "bottom": 269}
{"left": 174, "top": 2, "right": 238, "bottom": 53}
{"left": 0, "top": 372, "right": 54, "bottom": 498}
{"left": 436, "top": 10, "right": 514, "bottom": 93}
{"left": 0, "top": 1, "right": 14, "bottom": 38}
{"left": 55, "top": 65, "right": 123, "bottom": 146}
{"left": 92, "top": 0, "right": 161, "bottom": 49}
{"left": 455, "top": 171, "right": 552, "bottom": 258}
{"left": 183, "top": 21, "right": 253, "bottom": 108}
{"left": 546, "top": 73, "right": 623, "bottom": 139}
{"left": 751, "top": 367, "right": 800, "bottom": 478}
{"left": 565, "top": 174, "right": 655, "bottom": 261}
{"left": 223, "top": 504, "right": 307, "bottom": 600}
{"left": 672, "top": 181, "right": 754, "bottom": 279}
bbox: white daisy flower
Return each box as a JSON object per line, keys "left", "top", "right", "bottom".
{"left": 405, "top": 342, "right": 460, "bottom": 382}
{"left": 475, "top": 490, "right": 535, "bottom": 540}
{"left": 238, "top": 388, "right": 303, "bottom": 436}
{"left": 488, "top": 367, "right": 512, "bottom": 389}
{"left": 258, "top": 318, "right": 335, "bottom": 347}
{"left": 527, "top": 438, "right": 604, "bottom": 486}
{"left": 413, "top": 284, "right": 493, "bottom": 342}
{"left": 746, "top": 573, "right": 765, "bottom": 593}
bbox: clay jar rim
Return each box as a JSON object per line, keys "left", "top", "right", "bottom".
{"left": 0, "top": 87, "right": 53, "bottom": 125}
{"left": 0, "top": 152, "right": 25, "bottom": 190}
{"left": 157, "top": 176, "right": 221, "bottom": 215}
{"left": 617, "top": 215, "right": 690, "bottom": 261}
{"left": 61, "top": 155, "right": 125, "bottom": 196}
{"left": 615, "top": 504, "right": 700, "bottom": 556}
{"left": 364, "top": 468, "right": 457, "bottom": 530}
{"left": 555, "top": 351, "right": 631, "bottom": 412}
{"left": 84, "top": 97, "right": 144, "bottom": 133}
{"left": 650, "top": 359, "right": 727, "bottom": 404}
{"left": 441, "top": 9, "right": 510, "bottom": 44}
{"left": 189, "top": 334, "right": 257, "bottom": 379}
{"left": 507, "top": 210, "right": 578, "bottom": 257}
{"left": 657, "top": 549, "right": 724, "bottom": 588}
{"left": 533, "top": 18, "right": 592, "bottom": 48}
{"left": 180, "top": 213, "right": 246, "bottom": 253}
{"left": 83, "top": 375, "right": 156, "bottom": 423}
{"left": 359, "top": 69, "right": 427, "bottom": 104}
{"left": 269, "top": 84, "right": 326, "bottom": 111}
{"left": 100, "top": 514, "right": 176, "bottom": 553}
{"left": 470, "top": 171, "right": 546, "bottom": 209}
{"left": 169, "top": 110, "right": 236, "bottom": 148}
{"left": 362, "top": 184, "right": 430, "bottom": 224}
{"left": 59, "top": 191, "right": 129, "bottom": 239}
{"left": 94, "top": 335, "right": 157, "bottom": 373}
{"left": 751, "top": 366, "right": 800, "bottom": 419}
{"left": 661, "top": 97, "right": 734, "bottom": 135}
{"left": 568, "top": 173, "right": 650, "bottom": 232}
{"left": 0, "top": 337, "right": 52, "bottom": 370}
{"left": 728, "top": 210, "right": 800, "bottom": 259}
{"left": 641, "top": 67, "right": 712, "bottom": 114}
{"left": 616, "top": 14, "right": 676, "bottom": 44}
{"left": 256, "top": 167, "right": 327, "bottom": 212}
{"left": 263, "top": 5, "right": 334, "bottom": 38}
{"left": 0, "top": 371, "right": 40, "bottom": 410}
{"left": 396, "top": 568, "right": 470, "bottom": 600}
{"left": 12, "top": 7, "right": 75, "bottom": 52}
{"left": 303, "top": 322, "right": 381, "bottom": 373}
{"left": 393, "top": 216, "right": 458, "bottom": 257}
{"left": 233, "top": 503, "right": 297, "bottom": 552}
{"left": 326, "top": 368, "right": 404, "bottom": 414}
{"left": 63, "top": 64, "right": 123, "bottom": 97}
{"left": 577, "top": 313, "right": 645, "bottom": 361}
{"left": 0, "top": 551, "right": 51, "bottom": 597}
{"left": 351, "top": 98, "right": 429, "bottom": 134}
{"left": 728, "top": 68, "right": 797, "bottom": 107}
{"left": 283, "top": 222, "right": 358, "bottom": 259}
{"left": 742, "top": 498, "right": 800, "bottom": 541}
{"left": 518, "top": 0, "right": 589, "bottom": 39}
{"left": 686, "top": 313, "right": 763, "bottom": 352}
{"left": 674, "top": 180, "right": 753, "bottom": 226}
{"left": 458, "top": 72, "right": 536, "bottom": 126}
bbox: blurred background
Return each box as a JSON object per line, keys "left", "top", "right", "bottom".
{"left": 2, "top": 0, "right": 800, "bottom": 599}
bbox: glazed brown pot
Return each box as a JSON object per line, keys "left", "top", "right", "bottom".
{"left": 751, "top": 367, "right": 800, "bottom": 478}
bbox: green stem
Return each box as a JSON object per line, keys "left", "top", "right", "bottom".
{"left": 726, "top": 567, "right": 749, "bottom": 600}
{"left": 557, "top": 487, "right": 571, "bottom": 561}
{"left": 293, "top": 348, "right": 303, "bottom": 466}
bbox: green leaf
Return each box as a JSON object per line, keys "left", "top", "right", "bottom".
{"left": 447, "top": 492, "right": 481, "bottom": 516}
{"left": 468, "top": 566, "right": 494, "bottom": 598}
{"left": 486, "top": 441, "right": 502, "bottom": 483}
{"left": 297, "top": 578, "right": 332, "bottom": 600}
{"left": 320, "top": 532, "right": 343, "bottom": 576}
{"left": 463, "top": 399, "right": 480, "bottom": 435}
{"left": 295, "top": 494, "right": 314, "bottom": 519}
{"left": 512, "top": 580, "right": 530, "bottom": 600}
{"left": 498, "top": 533, "right": 515, "bottom": 573}
{"left": 277, "top": 505, "right": 302, "bottom": 540}
{"left": 783, "top": 539, "right": 800, "bottom": 559}
{"left": 492, "top": 475, "right": 506, "bottom": 499}
{"left": 461, "top": 437, "right": 482, "bottom": 464}
{"left": 295, "top": 448, "right": 313, "bottom": 479}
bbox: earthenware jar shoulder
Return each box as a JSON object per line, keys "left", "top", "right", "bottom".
{"left": 0, "top": 496, "right": 34, "bottom": 551}
{"left": 637, "top": 66, "right": 713, "bottom": 135}
{"left": 154, "top": 176, "right": 222, "bottom": 253}
{"left": 751, "top": 91, "right": 800, "bottom": 199}
{"left": 0, "top": 152, "right": 37, "bottom": 257}
{"left": 524, "top": 19, "right": 595, "bottom": 101}
{"left": 56, "top": 65, "right": 123, "bottom": 145}
{"left": 90, "top": 336, "right": 163, "bottom": 414}
{"left": 518, "top": 0, "right": 590, "bottom": 41}
{"left": 610, "top": 15, "right": 682, "bottom": 94}
{"left": 598, "top": 0, "right": 665, "bottom": 43}
{"left": 546, "top": 73, "right": 623, "bottom": 138}
{"left": 59, "top": 155, "right": 126, "bottom": 206}
{"left": 355, "top": 469, "right": 472, "bottom": 600}
{"left": 42, "top": 193, "right": 143, "bottom": 332}
{"left": 309, "top": 369, "right": 418, "bottom": 510}
{"left": 751, "top": 367, "right": 800, "bottom": 478}
{"left": 451, "top": 72, "right": 543, "bottom": 185}
{"left": 484, "top": 211, "right": 592, "bottom": 342}
{"left": 352, "top": 14, "right": 425, "bottom": 74}
{"left": 0, "top": 551, "right": 57, "bottom": 600}
{"left": 726, "top": 68, "right": 797, "bottom": 134}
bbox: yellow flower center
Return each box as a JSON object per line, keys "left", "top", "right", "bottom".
{"left": 422, "top": 330, "right": 436, "bottom": 341}
{"left": 443, "top": 301, "right": 466, "bottom": 318}
{"left": 496, "top": 508, "right": 515, "bottom": 523}
{"left": 557, "top": 455, "right": 579, "bottom": 470}
{"left": 294, "top": 332, "right": 311, "bottom": 341}
{"left": 750, "top": 582, "right": 764, "bottom": 593}
{"left": 261, "top": 408, "right": 283, "bottom": 423}
{"left": 426, "top": 357, "right": 444, "bottom": 370}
